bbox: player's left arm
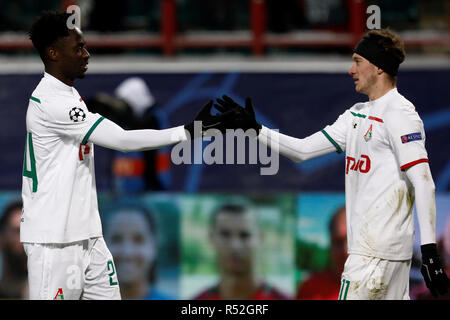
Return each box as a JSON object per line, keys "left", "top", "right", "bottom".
{"left": 405, "top": 162, "right": 436, "bottom": 246}
{"left": 405, "top": 163, "right": 450, "bottom": 297}
{"left": 386, "top": 105, "right": 450, "bottom": 297}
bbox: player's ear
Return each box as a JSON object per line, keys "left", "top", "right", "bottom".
{"left": 46, "top": 45, "right": 59, "bottom": 62}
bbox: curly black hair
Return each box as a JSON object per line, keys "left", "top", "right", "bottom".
{"left": 28, "top": 11, "right": 71, "bottom": 61}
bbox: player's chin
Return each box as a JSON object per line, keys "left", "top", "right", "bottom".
{"left": 77, "top": 70, "right": 87, "bottom": 79}
{"left": 78, "top": 65, "right": 89, "bottom": 78}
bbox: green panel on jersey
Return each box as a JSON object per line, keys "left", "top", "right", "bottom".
{"left": 23, "top": 132, "right": 38, "bottom": 192}
{"left": 321, "top": 130, "right": 343, "bottom": 154}
{"left": 350, "top": 111, "right": 366, "bottom": 118}
{"left": 30, "top": 96, "right": 41, "bottom": 103}
{"left": 81, "top": 116, "right": 105, "bottom": 145}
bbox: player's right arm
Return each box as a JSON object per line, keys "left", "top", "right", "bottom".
{"left": 215, "top": 95, "right": 348, "bottom": 162}
{"left": 88, "top": 99, "right": 236, "bottom": 151}
{"left": 258, "top": 127, "right": 339, "bottom": 162}
{"left": 88, "top": 117, "right": 187, "bottom": 152}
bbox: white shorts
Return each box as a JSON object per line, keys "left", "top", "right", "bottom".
{"left": 23, "top": 237, "right": 121, "bottom": 300}
{"left": 339, "top": 254, "right": 411, "bottom": 300}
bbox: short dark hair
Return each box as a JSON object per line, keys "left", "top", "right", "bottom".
{"left": 28, "top": 11, "right": 71, "bottom": 61}
{"left": 0, "top": 200, "right": 23, "bottom": 233}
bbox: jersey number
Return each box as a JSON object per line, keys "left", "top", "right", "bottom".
{"left": 23, "top": 132, "right": 38, "bottom": 192}
{"left": 107, "top": 260, "right": 118, "bottom": 286}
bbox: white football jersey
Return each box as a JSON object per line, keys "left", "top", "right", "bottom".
{"left": 322, "top": 88, "right": 428, "bottom": 260}
{"left": 21, "top": 72, "right": 105, "bottom": 243}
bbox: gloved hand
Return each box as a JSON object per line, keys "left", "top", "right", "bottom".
{"left": 184, "top": 100, "right": 237, "bottom": 138}
{"left": 420, "top": 243, "right": 450, "bottom": 298}
{"left": 215, "top": 95, "right": 262, "bottom": 135}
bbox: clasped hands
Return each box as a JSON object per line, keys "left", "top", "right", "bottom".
{"left": 184, "top": 95, "right": 262, "bottom": 139}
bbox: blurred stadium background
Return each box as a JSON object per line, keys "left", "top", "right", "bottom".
{"left": 0, "top": 0, "right": 449, "bottom": 300}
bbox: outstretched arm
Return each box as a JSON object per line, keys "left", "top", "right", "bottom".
{"left": 88, "top": 117, "right": 187, "bottom": 152}
{"left": 87, "top": 100, "right": 236, "bottom": 151}
{"left": 214, "top": 95, "right": 341, "bottom": 162}
{"left": 258, "top": 126, "right": 337, "bottom": 162}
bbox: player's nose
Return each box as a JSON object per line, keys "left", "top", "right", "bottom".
{"left": 348, "top": 63, "right": 356, "bottom": 76}
{"left": 83, "top": 48, "right": 90, "bottom": 60}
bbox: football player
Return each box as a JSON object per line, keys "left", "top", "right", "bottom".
{"left": 216, "top": 29, "right": 450, "bottom": 300}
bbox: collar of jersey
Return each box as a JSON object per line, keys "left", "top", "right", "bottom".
{"left": 43, "top": 72, "right": 74, "bottom": 93}
{"left": 368, "top": 87, "right": 397, "bottom": 107}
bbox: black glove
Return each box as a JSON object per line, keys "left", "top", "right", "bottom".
{"left": 420, "top": 243, "right": 450, "bottom": 298}
{"left": 215, "top": 95, "right": 262, "bottom": 135}
{"left": 184, "top": 100, "right": 236, "bottom": 138}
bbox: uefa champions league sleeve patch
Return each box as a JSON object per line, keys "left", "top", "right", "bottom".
{"left": 401, "top": 132, "right": 422, "bottom": 143}
{"left": 69, "top": 107, "right": 86, "bottom": 122}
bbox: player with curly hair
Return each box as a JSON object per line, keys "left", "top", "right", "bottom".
{"left": 21, "top": 11, "right": 232, "bottom": 300}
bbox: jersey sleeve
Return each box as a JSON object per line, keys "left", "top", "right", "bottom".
{"left": 384, "top": 105, "right": 428, "bottom": 171}
{"left": 43, "top": 98, "right": 104, "bottom": 143}
{"left": 257, "top": 126, "right": 338, "bottom": 163}
{"left": 320, "top": 109, "right": 352, "bottom": 154}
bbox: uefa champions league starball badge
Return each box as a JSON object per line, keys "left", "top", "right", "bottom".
{"left": 69, "top": 107, "right": 86, "bottom": 122}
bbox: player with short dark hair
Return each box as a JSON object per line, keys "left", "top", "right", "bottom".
{"left": 21, "top": 11, "right": 232, "bottom": 300}
{"left": 214, "top": 28, "right": 449, "bottom": 299}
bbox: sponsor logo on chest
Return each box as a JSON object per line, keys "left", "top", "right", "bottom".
{"left": 346, "top": 154, "right": 371, "bottom": 174}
